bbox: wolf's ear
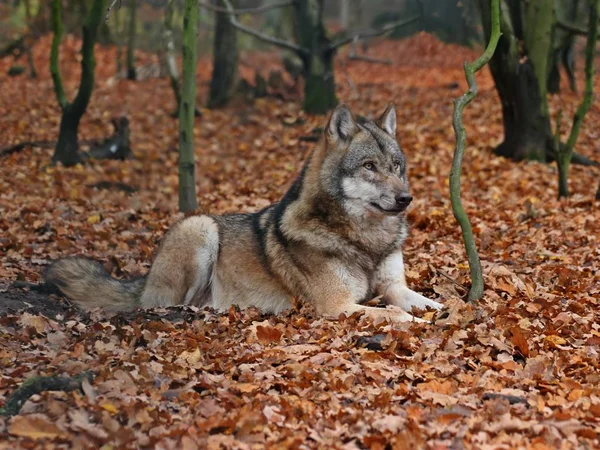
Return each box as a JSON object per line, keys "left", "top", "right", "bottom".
{"left": 378, "top": 103, "right": 397, "bottom": 136}
{"left": 327, "top": 104, "right": 357, "bottom": 143}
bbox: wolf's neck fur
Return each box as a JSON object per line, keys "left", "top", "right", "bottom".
{"left": 277, "top": 136, "right": 405, "bottom": 263}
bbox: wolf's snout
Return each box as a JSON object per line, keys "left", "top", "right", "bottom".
{"left": 395, "top": 193, "right": 413, "bottom": 209}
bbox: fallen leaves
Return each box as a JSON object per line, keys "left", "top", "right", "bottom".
{"left": 0, "top": 31, "right": 599, "bottom": 449}
{"left": 7, "top": 414, "right": 66, "bottom": 440}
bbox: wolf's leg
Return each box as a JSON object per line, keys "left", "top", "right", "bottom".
{"left": 309, "top": 264, "right": 424, "bottom": 323}
{"left": 341, "top": 303, "right": 426, "bottom": 323}
{"left": 375, "top": 251, "right": 443, "bottom": 311}
{"left": 140, "top": 216, "right": 219, "bottom": 309}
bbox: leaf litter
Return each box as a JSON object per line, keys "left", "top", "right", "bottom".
{"left": 0, "top": 33, "right": 599, "bottom": 448}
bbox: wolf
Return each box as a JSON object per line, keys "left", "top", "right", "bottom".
{"left": 45, "top": 104, "right": 443, "bottom": 322}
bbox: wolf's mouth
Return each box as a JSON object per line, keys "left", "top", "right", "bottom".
{"left": 369, "top": 202, "right": 405, "bottom": 215}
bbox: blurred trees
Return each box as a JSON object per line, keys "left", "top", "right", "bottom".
{"left": 126, "top": 0, "right": 138, "bottom": 80}
{"left": 208, "top": 0, "right": 239, "bottom": 108}
{"left": 548, "top": 0, "right": 581, "bottom": 93}
{"left": 211, "top": 0, "right": 420, "bottom": 114}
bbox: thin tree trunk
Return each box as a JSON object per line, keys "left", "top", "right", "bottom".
{"left": 556, "top": 0, "right": 599, "bottom": 198}
{"left": 178, "top": 0, "right": 199, "bottom": 212}
{"left": 23, "top": 0, "right": 37, "bottom": 78}
{"left": 126, "top": 0, "right": 137, "bottom": 80}
{"left": 115, "top": 4, "right": 123, "bottom": 75}
{"left": 451, "top": 0, "right": 501, "bottom": 302}
{"left": 294, "top": 0, "right": 338, "bottom": 114}
{"left": 208, "top": 0, "right": 238, "bottom": 108}
{"left": 340, "top": 0, "right": 350, "bottom": 28}
{"left": 164, "top": 0, "right": 181, "bottom": 111}
{"left": 51, "top": 0, "right": 105, "bottom": 166}
{"left": 523, "top": 0, "right": 555, "bottom": 117}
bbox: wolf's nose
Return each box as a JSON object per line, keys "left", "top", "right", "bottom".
{"left": 395, "top": 194, "right": 413, "bottom": 208}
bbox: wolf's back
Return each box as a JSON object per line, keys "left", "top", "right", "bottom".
{"left": 45, "top": 257, "right": 145, "bottom": 312}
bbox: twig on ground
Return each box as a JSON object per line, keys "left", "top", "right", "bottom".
{"left": 0, "top": 372, "right": 94, "bottom": 416}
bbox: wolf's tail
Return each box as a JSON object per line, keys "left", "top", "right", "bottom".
{"left": 45, "top": 257, "right": 145, "bottom": 312}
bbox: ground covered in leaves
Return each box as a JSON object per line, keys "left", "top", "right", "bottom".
{"left": 1, "top": 33, "right": 600, "bottom": 449}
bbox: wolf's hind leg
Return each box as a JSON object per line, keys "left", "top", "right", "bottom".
{"left": 140, "top": 216, "right": 219, "bottom": 309}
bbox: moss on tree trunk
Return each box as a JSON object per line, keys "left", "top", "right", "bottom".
{"left": 208, "top": 0, "right": 239, "bottom": 108}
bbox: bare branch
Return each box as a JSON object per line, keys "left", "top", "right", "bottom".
{"left": 329, "top": 14, "right": 421, "bottom": 50}
{"left": 198, "top": 0, "right": 294, "bottom": 15}
{"left": 348, "top": 38, "right": 391, "bottom": 65}
{"left": 556, "top": 19, "right": 588, "bottom": 36}
{"left": 105, "top": 0, "right": 121, "bottom": 23}
{"left": 217, "top": 0, "right": 308, "bottom": 55}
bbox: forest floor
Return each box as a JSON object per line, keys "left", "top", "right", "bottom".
{"left": 0, "top": 33, "right": 599, "bottom": 449}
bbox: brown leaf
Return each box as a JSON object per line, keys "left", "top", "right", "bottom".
{"left": 256, "top": 325, "right": 282, "bottom": 345}
{"left": 8, "top": 414, "right": 66, "bottom": 440}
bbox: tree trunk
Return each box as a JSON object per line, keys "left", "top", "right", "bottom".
{"left": 164, "top": 0, "right": 181, "bottom": 111}
{"left": 340, "top": 0, "right": 350, "bottom": 28}
{"left": 54, "top": 107, "right": 83, "bottom": 166}
{"left": 126, "top": 0, "right": 137, "bottom": 80}
{"left": 178, "top": 0, "right": 199, "bottom": 212}
{"left": 303, "top": 51, "right": 337, "bottom": 115}
{"left": 51, "top": 0, "right": 105, "bottom": 166}
{"left": 208, "top": 0, "right": 238, "bottom": 109}
{"left": 294, "top": 0, "right": 338, "bottom": 114}
{"left": 549, "top": 0, "right": 579, "bottom": 93}
{"left": 479, "top": 0, "right": 553, "bottom": 161}
{"left": 114, "top": 4, "right": 123, "bottom": 76}
{"left": 556, "top": 0, "right": 599, "bottom": 198}
{"left": 523, "top": 0, "right": 554, "bottom": 116}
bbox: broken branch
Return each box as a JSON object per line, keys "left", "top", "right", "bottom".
{"left": 219, "top": 0, "right": 309, "bottom": 55}
{"left": 198, "top": 0, "right": 294, "bottom": 14}
{"left": 0, "top": 372, "right": 94, "bottom": 416}
{"left": 329, "top": 14, "right": 421, "bottom": 50}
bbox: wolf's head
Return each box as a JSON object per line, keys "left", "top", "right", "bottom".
{"left": 319, "top": 103, "right": 412, "bottom": 218}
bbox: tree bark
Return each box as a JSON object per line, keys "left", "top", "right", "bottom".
{"left": 523, "top": 0, "right": 555, "bottom": 116}
{"left": 54, "top": 107, "right": 83, "bottom": 166}
{"left": 126, "top": 0, "right": 137, "bottom": 80}
{"left": 208, "top": 0, "right": 239, "bottom": 108}
{"left": 479, "top": 0, "right": 554, "bottom": 162}
{"left": 178, "top": 0, "right": 199, "bottom": 212}
{"left": 294, "top": 0, "right": 338, "bottom": 114}
{"left": 51, "top": 0, "right": 105, "bottom": 166}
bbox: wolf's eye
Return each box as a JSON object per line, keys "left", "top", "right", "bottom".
{"left": 364, "top": 162, "right": 375, "bottom": 171}
{"left": 393, "top": 161, "right": 401, "bottom": 171}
